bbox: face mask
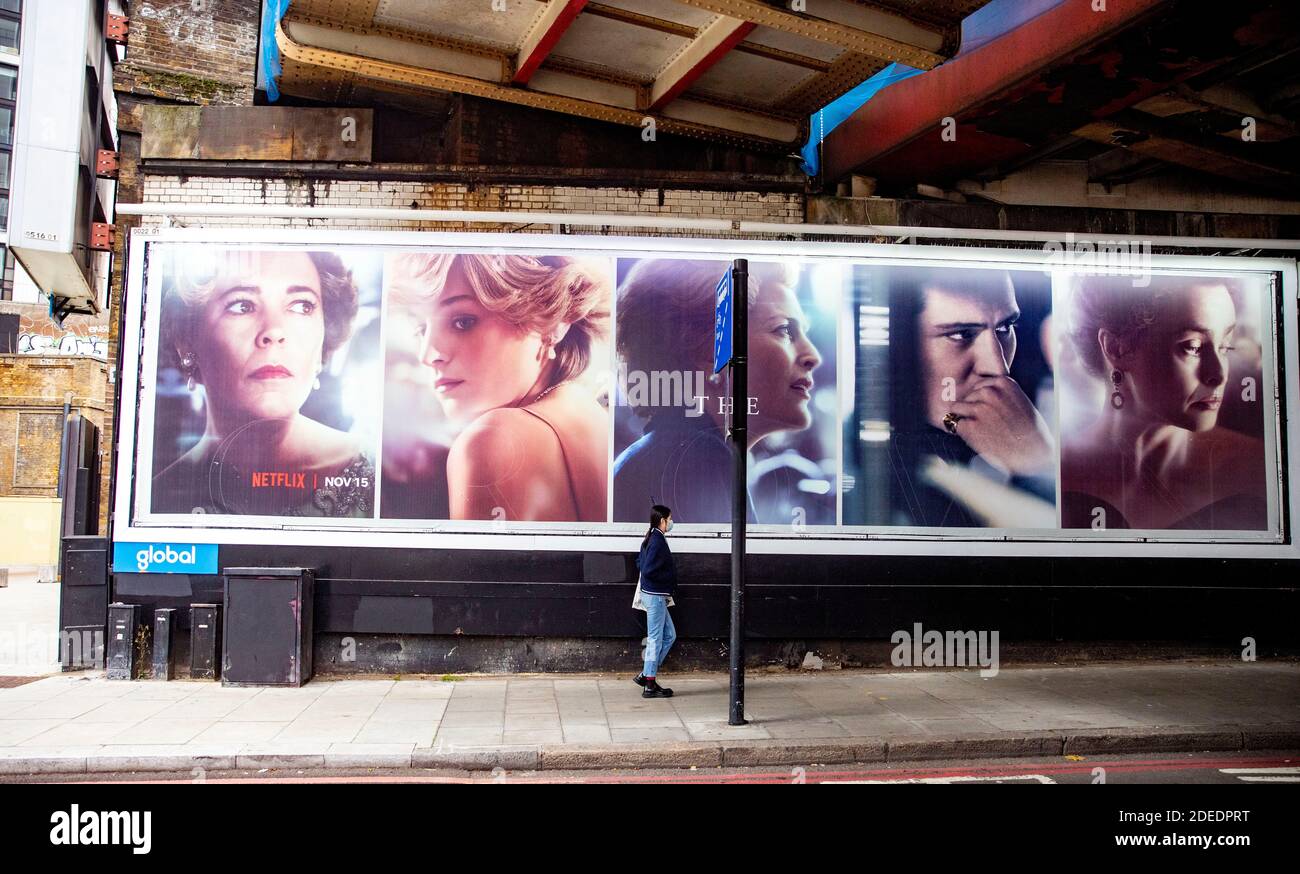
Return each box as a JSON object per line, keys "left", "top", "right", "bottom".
{"left": 664, "top": 520, "right": 674, "bottom": 533}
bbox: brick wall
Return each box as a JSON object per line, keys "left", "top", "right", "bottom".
{"left": 115, "top": 0, "right": 261, "bottom": 105}
{"left": 0, "top": 355, "right": 108, "bottom": 499}
{"left": 139, "top": 175, "right": 805, "bottom": 232}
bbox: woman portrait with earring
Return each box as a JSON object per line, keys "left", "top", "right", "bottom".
{"left": 1059, "top": 273, "right": 1268, "bottom": 531}
{"left": 151, "top": 249, "right": 375, "bottom": 517}
{"left": 381, "top": 252, "right": 612, "bottom": 522}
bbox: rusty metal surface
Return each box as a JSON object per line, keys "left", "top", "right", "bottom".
{"left": 271, "top": 0, "right": 986, "bottom": 147}
{"left": 276, "top": 18, "right": 802, "bottom": 148}
{"left": 822, "top": 0, "right": 1300, "bottom": 192}
{"left": 140, "top": 107, "right": 374, "bottom": 162}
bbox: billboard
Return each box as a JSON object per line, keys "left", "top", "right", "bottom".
{"left": 116, "top": 229, "right": 1298, "bottom": 555}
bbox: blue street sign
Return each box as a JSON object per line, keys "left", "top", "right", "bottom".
{"left": 713, "top": 268, "right": 733, "bottom": 373}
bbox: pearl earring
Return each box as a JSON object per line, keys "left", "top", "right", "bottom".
{"left": 1110, "top": 369, "right": 1125, "bottom": 409}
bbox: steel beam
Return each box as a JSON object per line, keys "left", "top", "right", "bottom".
{"left": 514, "top": 0, "right": 588, "bottom": 85}
{"left": 670, "top": 0, "right": 955, "bottom": 69}
{"left": 648, "top": 16, "right": 756, "bottom": 111}
{"left": 277, "top": 17, "right": 801, "bottom": 146}
{"left": 1074, "top": 109, "right": 1300, "bottom": 192}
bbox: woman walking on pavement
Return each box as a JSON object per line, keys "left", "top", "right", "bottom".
{"left": 634, "top": 504, "right": 677, "bottom": 698}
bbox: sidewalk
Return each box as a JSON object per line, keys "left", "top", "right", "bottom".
{"left": 0, "top": 661, "right": 1297, "bottom": 775}
{"left": 0, "top": 569, "right": 60, "bottom": 677}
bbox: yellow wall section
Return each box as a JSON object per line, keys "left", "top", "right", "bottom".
{"left": 0, "top": 497, "right": 62, "bottom": 567}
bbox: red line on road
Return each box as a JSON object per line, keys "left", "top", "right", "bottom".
{"left": 69, "top": 754, "right": 1297, "bottom": 785}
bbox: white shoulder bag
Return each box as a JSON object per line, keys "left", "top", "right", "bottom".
{"left": 632, "top": 574, "right": 674, "bottom": 611}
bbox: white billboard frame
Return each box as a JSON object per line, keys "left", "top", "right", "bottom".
{"left": 112, "top": 225, "right": 1300, "bottom": 560}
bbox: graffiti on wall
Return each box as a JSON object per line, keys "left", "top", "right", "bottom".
{"left": 14, "top": 314, "right": 108, "bottom": 360}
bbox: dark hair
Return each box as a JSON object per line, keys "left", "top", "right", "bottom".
{"left": 616, "top": 259, "right": 797, "bottom": 414}
{"left": 642, "top": 504, "right": 672, "bottom": 549}
{"left": 1067, "top": 273, "right": 1245, "bottom": 378}
{"left": 881, "top": 267, "right": 1011, "bottom": 434}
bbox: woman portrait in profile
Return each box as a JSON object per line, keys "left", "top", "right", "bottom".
{"left": 1060, "top": 273, "right": 1268, "bottom": 531}
{"left": 385, "top": 252, "right": 611, "bottom": 523}
{"left": 613, "top": 258, "right": 822, "bottom": 524}
{"left": 152, "top": 249, "right": 374, "bottom": 517}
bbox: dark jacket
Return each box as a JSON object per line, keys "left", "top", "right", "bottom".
{"left": 614, "top": 410, "right": 757, "bottom": 524}
{"left": 636, "top": 528, "right": 677, "bottom": 596}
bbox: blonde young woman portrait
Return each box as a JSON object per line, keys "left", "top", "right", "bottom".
{"left": 1060, "top": 273, "right": 1268, "bottom": 531}
{"left": 152, "top": 249, "right": 374, "bottom": 517}
{"left": 383, "top": 252, "right": 612, "bottom": 522}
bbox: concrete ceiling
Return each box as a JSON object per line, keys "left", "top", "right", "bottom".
{"left": 273, "top": 0, "right": 988, "bottom": 149}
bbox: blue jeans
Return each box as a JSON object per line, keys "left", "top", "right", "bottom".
{"left": 642, "top": 594, "right": 676, "bottom": 677}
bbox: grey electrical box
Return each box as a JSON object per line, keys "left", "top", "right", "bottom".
{"left": 222, "top": 568, "right": 315, "bottom": 687}
{"left": 151, "top": 608, "right": 176, "bottom": 680}
{"left": 106, "top": 603, "right": 142, "bottom": 680}
{"left": 190, "top": 604, "right": 221, "bottom": 680}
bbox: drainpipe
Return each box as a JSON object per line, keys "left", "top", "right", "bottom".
{"left": 57, "top": 391, "right": 72, "bottom": 499}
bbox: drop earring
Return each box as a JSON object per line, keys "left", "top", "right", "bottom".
{"left": 181, "top": 352, "right": 197, "bottom": 392}
{"left": 1110, "top": 369, "right": 1125, "bottom": 409}
{"left": 313, "top": 376, "right": 322, "bottom": 391}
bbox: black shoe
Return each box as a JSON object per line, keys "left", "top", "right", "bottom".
{"left": 642, "top": 679, "right": 674, "bottom": 698}
{"left": 633, "top": 673, "right": 647, "bottom": 688}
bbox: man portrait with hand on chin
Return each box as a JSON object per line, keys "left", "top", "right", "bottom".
{"left": 886, "top": 266, "right": 1056, "bottom": 528}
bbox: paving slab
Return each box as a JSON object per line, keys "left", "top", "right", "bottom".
{"left": 0, "top": 662, "right": 1294, "bottom": 776}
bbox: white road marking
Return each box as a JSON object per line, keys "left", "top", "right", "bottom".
{"left": 1220, "top": 767, "right": 1300, "bottom": 783}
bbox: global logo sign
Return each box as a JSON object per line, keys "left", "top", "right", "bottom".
{"left": 137, "top": 545, "right": 192, "bottom": 571}
{"left": 112, "top": 542, "right": 218, "bottom": 575}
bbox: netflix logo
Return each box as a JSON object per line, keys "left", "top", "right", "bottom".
{"left": 251, "top": 472, "right": 308, "bottom": 489}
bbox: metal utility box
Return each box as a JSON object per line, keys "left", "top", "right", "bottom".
{"left": 222, "top": 568, "right": 315, "bottom": 687}
{"left": 61, "top": 625, "right": 105, "bottom": 671}
{"left": 151, "top": 608, "right": 176, "bottom": 680}
{"left": 59, "top": 536, "right": 108, "bottom": 672}
{"left": 190, "top": 604, "right": 221, "bottom": 680}
{"left": 106, "top": 603, "right": 143, "bottom": 680}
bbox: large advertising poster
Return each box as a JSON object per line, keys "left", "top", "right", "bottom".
{"left": 842, "top": 264, "right": 1056, "bottom": 530}
{"left": 611, "top": 257, "right": 838, "bottom": 527}
{"left": 147, "top": 246, "right": 383, "bottom": 518}
{"left": 1054, "top": 271, "right": 1273, "bottom": 532}
{"left": 378, "top": 252, "right": 614, "bottom": 523}
{"left": 126, "top": 232, "right": 1291, "bottom": 547}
